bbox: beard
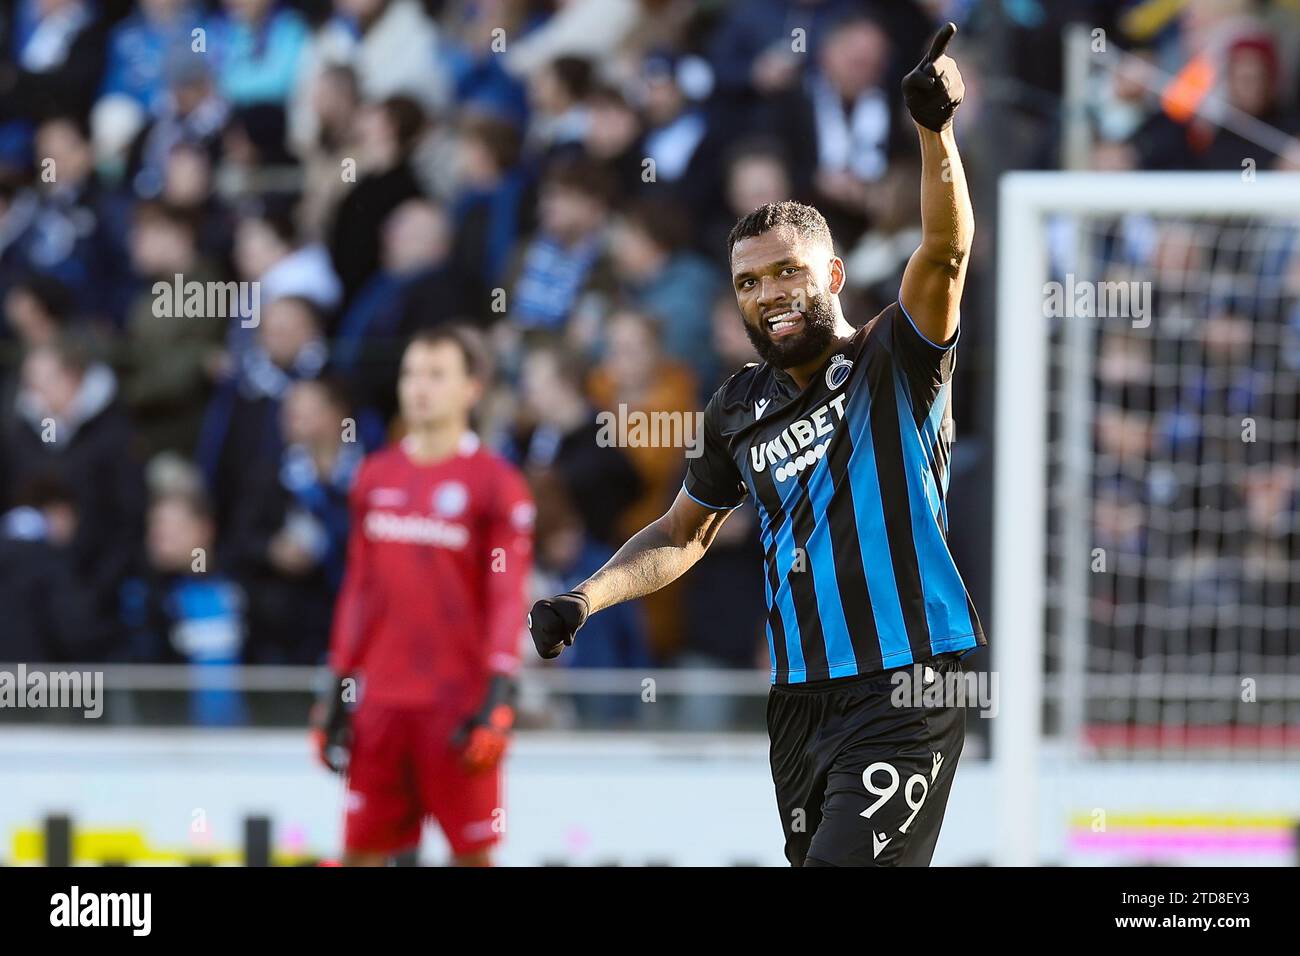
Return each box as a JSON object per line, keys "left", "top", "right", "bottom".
{"left": 743, "top": 287, "right": 839, "bottom": 370}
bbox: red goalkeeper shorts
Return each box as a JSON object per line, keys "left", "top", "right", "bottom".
{"left": 343, "top": 703, "right": 503, "bottom": 857}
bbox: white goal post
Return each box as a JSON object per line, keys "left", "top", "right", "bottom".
{"left": 992, "top": 171, "right": 1300, "bottom": 866}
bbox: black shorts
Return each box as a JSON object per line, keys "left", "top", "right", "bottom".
{"left": 767, "top": 653, "right": 967, "bottom": 867}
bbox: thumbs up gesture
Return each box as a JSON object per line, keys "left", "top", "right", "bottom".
{"left": 902, "top": 22, "right": 964, "bottom": 132}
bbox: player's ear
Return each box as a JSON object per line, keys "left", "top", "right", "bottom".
{"left": 828, "top": 255, "right": 846, "bottom": 295}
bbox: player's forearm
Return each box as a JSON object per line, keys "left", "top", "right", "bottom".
{"left": 914, "top": 125, "right": 974, "bottom": 275}
{"left": 575, "top": 517, "right": 711, "bottom": 615}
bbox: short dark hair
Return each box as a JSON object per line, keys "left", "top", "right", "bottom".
{"left": 38, "top": 113, "right": 92, "bottom": 143}
{"left": 525, "top": 342, "right": 589, "bottom": 393}
{"left": 240, "top": 194, "right": 300, "bottom": 247}
{"left": 377, "top": 94, "right": 427, "bottom": 157}
{"left": 542, "top": 156, "right": 616, "bottom": 207}
{"left": 10, "top": 273, "right": 74, "bottom": 324}
{"left": 295, "top": 373, "right": 354, "bottom": 417}
{"left": 726, "top": 200, "right": 833, "bottom": 258}
{"left": 623, "top": 197, "right": 691, "bottom": 253}
{"left": 13, "top": 474, "right": 76, "bottom": 511}
{"left": 723, "top": 137, "right": 791, "bottom": 179}
{"left": 460, "top": 115, "right": 522, "bottom": 172}
{"left": 133, "top": 199, "right": 199, "bottom": 242}
{"left": 406, "top": 324, "right": 489, "bottom": 381}
{"left": 547, "top": 56, "right": 594, "bottom": 101}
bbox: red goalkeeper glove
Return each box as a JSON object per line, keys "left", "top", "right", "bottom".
{"left": 457, "top": 675, "right": 516, "bottom": 773}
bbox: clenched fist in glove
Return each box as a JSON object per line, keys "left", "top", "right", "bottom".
{"left": 902, "top": 22, "right": 964, "bottom": 132}
{"left": 528, "top": 590, "right": 590, "bottom": 660}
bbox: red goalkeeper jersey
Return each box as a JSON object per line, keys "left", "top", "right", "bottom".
{"left": 329, "top": 432, "right": 535, "bottom": 710}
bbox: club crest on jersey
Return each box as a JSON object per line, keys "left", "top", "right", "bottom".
{"left": 433, "top": 481, "right": 469, "bottom": 518}
{"left": 825, "top": 353, "right": 853, "bottom": 390}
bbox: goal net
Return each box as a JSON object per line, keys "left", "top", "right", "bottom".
{"left": 992, "top": 172, "right": 1300, "bottom": 866}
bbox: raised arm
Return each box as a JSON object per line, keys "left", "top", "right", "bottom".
{"left": 527, "top": 489, "right": 732, "bottom": 659}
{"left": 899, "top": 22, "right": 974, "bottom": 345}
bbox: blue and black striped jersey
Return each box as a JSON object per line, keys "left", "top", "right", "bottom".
{"left": 683, "top": 300, "right": 985, "bottom": 684}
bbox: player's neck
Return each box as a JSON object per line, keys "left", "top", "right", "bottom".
{"left": 402, "top": 423, "right": 468, "bottom": 465}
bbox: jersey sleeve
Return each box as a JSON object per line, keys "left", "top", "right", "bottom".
{"left": 890, "top": 298, "right": 958, "bottom": 415}
{"left": 682, "top": 387, "right": 748, "bottom": 510}
{"left": 328, "top": 459, "right": 376, "bottom": 675}
{"left": 481, "top": 463, "right": 535, "bottom": 677}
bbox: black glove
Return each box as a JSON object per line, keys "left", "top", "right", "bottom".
{"left": 528, "top": 591, "right": 590, "bottom": 660}
{"left": 310, "top": 674, "right": 353, "bottom": 774}
{"left": 902, "top": 22, "right": 964, "bottom": 132}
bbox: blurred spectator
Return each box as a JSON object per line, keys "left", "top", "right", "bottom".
{"left": 326, "top": 95, "right": 426, "bottom": 306}
{"left": 335, "top": 197, "right": 478, "bottom": 438}
{"left": 225, "top": 376, "right": 360, "bottom": 663}
{"left": 702, "top": 138, "right": 795, "bottom": 259}
{"left": 1240, "top": 446, "right": 1299, "bottom": 662}
{"left": 98, "top": 0, "right": 203, "bottom": 117}
{"left": 120, "top": 487, "right": 248, "bottom": 723}
{"left": 198, "top": 295, "right": 329, "bottom": 531}
{"left": 220, "top": 103, "right": 300, "bottom": 201}
{"left": 842, "top": 159, "right": 924, "bottom": 302}
{"left": 296, "top": 64, "right": 362, "bottom": 242}
{"left": 0, "top": 338, "right": 146, "bottom": 659}
{"left": 608, "top": 198, "right": 724, "bottom": 387}
{"left": 3, "top": 272, "right": 75, "bottom": 353}
{"left": 440, "top": 0, "right": 530, "bottom": 126}
{"left": 0, "top": 475, "right": 96, "bottom": 662}
{"left": 524, "top": 56, "right": 593, "bottom": 162}
{"left": 586, "top": 310, "right": 696, "bottom": 660}
{"left": 508, "top": 158, "right": 616, "bottom": 334}
{"left": 160, "top": 141, "right": 235, "bottom": 270}
{"left": 117, "top": 201, "right": 228, "bottom": 460}
{"left": 208, "top": 0, "right": 310, "bottom": 108}
{"left": 232, "top": 196, "right": 342, "bottom": 353}
{"left": 582, "top": 84, "right": 646, "bottom": 201}
{"left": 0, "top": 179, "right": 40, "bottom": 297}
{"left": 1133, "top": 32, "right": 1300, "bottom": 171}
{"left": 514, "top": 343, "right": 642, "bottom": 547}
{"left": 125, "top": 48, "right": 229, "bottom": 200}
{"left": 766, "top": 11, "right": 907, "bottom": 242}
{"left": 1, "top": 274, "right": 78, "bottom": 437}
{"left": 0, "top": 0, "right": 106, "bottom": 126}
{"left": 13, "top": 116, "right": 128, "bottom": 324}
{"left": 289, "top": 0, "right": 448, "bottom": 155}
{"left": 451, "top": 114, "right": 532, "bottom": 289}
{"left": 708, "top": 0, "right": 856, "bottom": 110}
{"left": 635, "top": 48, "right": 722, "bottom": 208}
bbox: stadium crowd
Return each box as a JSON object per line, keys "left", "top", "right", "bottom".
{"left": 0, "top": 0, "right": 1296, "bottom": 703}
